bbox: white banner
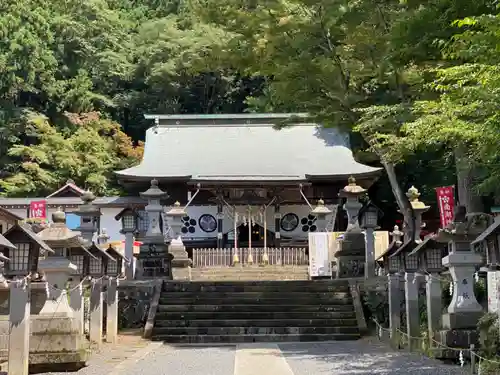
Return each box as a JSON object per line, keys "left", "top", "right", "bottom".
{"left": 487, "top": 271, "right": 500, "bottom": 313}
{"left": 308, "top": 232, "right": 332, "bottom": 277}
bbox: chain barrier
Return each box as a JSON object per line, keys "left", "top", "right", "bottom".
{"left": 372, "top": 318, "right": 500, "bottom": 374}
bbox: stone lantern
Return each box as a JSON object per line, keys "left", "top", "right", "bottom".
{"left": 408, "top": 233, "right": 447, "bottom": 339}
{"left": 433, "top": 209, "right": 487, "bottom": 330}
{"left": 376, "top": 225, "right": 403, "bottom": 275}
{"left": 73, "top": 190, "right": 100, "bottom": 243}
{"left": 165, "top": 201, "right": 190, "bottom": 280}
{"left": 406, "top": 186, "right": 430, "bottom": 242}
{"left": 105, "top": 245, "right": 125, "bottom": 277}
{"left": 33, "top": 209, "right": 89, "bottom": 367}
{"left": 335, "top": 176, "right": 366, "bottom": 278}
{"left": 471, "top": 217, "right": 500, "bottom": 269}
{"left": 136, "top": 179, "right": 171, "bottom": 279}
{"left": 409, "top": 234, "right": 445, "bottom": 274}
{"left": 310, "top": 199, "right": 332, "bottom": 231}
{"left": 1, "top": 223, "right": 53, "bottom": 279}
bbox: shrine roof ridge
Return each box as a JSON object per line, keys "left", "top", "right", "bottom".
{"left": 144, "top": 113, "right": 309, "bottom": 122}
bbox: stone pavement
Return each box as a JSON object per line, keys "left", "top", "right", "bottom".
{"left": 42, "top": 337, "right": 469, "bottom": 375}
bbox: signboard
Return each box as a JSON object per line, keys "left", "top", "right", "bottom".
{"left": 308, "top": 232, "right": 332, "bottom": 277}
{"left": 435, "top": 186, "right": 455, "bottom": 228}
{"left": 488, "top": 271, "right": 500, "bottom": 313}
{"left": 29, "top": 200, "right": 47, "bottom": 221}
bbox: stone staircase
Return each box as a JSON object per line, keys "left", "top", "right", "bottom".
{"left": 189, "top": 265, "right": 309, "bottom": 281}
{"left": 151, "top": 280, "right": 362, "bottom": 343}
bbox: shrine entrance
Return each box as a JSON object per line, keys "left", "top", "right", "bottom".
{"left": 237, "top": 222, "right": 263, "bottom": 247}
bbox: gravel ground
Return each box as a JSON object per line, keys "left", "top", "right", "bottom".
{"left": 37, "top": 331, "right": 151, "bottom": 375}
{"left": 279, "top": 340, "right": 469, "bottom": 375}
{"left": 37, "top": 338, "right": 470, "bottom": 375}
{"left": 124, "top": 345, "right": 236, "bottom": 375}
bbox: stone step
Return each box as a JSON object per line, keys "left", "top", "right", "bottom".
{"left": 159, "top": 298, "right": 352, "bottom": 305}
{"left": 151, "top": 333, "right": 361, "bottom": 343}
{"left": 159, "top": 295, "right": 352, "bottom": 306}
{"left": 154, "top": 318, "right": 359, "bottom": 328}
{"left": 159, "top": 291, "right": 349, "bottom": 299}
{"left": 190, "top": 276, "right": 309, "bottom": 281}
{"left": 191, "top": 266, "right": 309, "bottom": 273}
{"left": 155, "top": 311, "right": 356, "bottom": 321}
{"left": 157, "top": 304, "right": 355, "bottom": 313}
{"left": 163, "top": 281, "right": 349, "bottom": 293}
{"left": 152, "top": 326, "right": 360, "bottom": 336}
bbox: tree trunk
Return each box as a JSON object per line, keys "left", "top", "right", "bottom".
{"left": 454, "top": 145, "right": 483, "bottom": 214}
{"left": 380, "top": 159, "right": 415, "bottom": 241}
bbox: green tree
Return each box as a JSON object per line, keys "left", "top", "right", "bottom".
{"left": 192, "top": 0, "right": 494, "bottom": 226}
{"left": 0, "top": 111, "right": 143, "bottom": 197}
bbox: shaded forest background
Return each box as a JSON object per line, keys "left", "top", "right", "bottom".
{"left": 1, "top": 0, "right": 500, "bottom": 229}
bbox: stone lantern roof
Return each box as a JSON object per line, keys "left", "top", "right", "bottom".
{"left": 140, "top": 179, "right": 168, "bottom": 200}
{"left": 0, "top": 233, "right": 15, "bottom": 250}
{"left": 73, "top": 190, "right": 101, "bottom": 217}
{"left": 406, "top": 186, "right": 430, "bottom": 211}
{"left": 310, "top": 199, "right": 332, "bottom": 216}
{"left": 338, "top": 176, "right": 367, "bottom": 198}
{"left": 37, "top": 208, "right": 87, "bottom": 248}
{"left": 165, "top": 201, "right": 186, "bottom": 218}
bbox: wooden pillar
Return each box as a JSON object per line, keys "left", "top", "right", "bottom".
{"left": 217, "top": 194, "right": 223, "bottom": 249}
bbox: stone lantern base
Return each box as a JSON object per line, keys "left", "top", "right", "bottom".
{"left": 28, "top": 257, "right": 89, "bottom": 372}
{"left": 28, "top": 315, "right": 90, "bottom": 373}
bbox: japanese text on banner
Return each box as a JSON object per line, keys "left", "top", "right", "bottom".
{"left": 435, "top": 186, "right": 454, "bottom": 228}
{"left": 29, "top": 200, "right": 47, "bottom": 220}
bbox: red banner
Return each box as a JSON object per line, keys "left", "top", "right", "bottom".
{"left": 29, "top": 200, "right": 47, "bottom": 220}
{"left": 435, "top": 186, "right": 455, "bottom": 228}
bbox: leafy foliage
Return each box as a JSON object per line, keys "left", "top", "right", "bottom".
{"left": 0, "top": 0, "right": 262, "bottom": 196}
{"left": 0, "top": 111, "right": 143, "bottom": 196}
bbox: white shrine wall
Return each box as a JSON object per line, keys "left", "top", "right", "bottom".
{"left": 175, "top": 204, "right": 334, "bottom": 239}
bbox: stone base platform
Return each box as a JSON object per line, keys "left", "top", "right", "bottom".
{"left": 442, "top": 311, "right": 483, "bottom": 330}
{"left": 433, "top": 329, "right": 478, "bottom": 359}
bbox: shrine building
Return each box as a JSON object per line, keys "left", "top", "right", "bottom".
{"left": 114, "top": 113, "right": 381, "bottom": 250}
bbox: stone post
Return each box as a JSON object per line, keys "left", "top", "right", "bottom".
{"left": 89, "top": 278, "right": 103, "bottom": 347}
{"left": 69, "top": 278, "right": 85, "bottom": 336}
{"left": 404, "top": 272, "right": 420, "bottom": 351}
{"left": 365, "top": 227, "right": 376, "bottom": 278}
{"left": 426, "top": 274, "right": 442, "bottom": 343}
{"left": 124, "top": 231, "right": 134, "bottom": 279}
{"left": 105, "top": 277, "right": 119, "bottom": 343}
{"left": 388, "top": 273, "right": 401, "bottom": 348}
{"left": 8, "top": 278, "right": 30, "bottom": 375}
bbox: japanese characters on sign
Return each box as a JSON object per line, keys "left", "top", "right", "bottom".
{"left": 435, "top": 186, "right": 455, "bottom": 228}
{"left": 29, "top": 200, "right": 47, "bottom": 220}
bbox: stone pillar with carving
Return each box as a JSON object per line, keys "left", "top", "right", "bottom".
{"left": 334, "top": 177, "right": 366, "bottom": 278}
{"left": 138, "top": 179, "right": 171, "bottom": 279}
{"left": 434, "top": 209, "right": 489, "bottom": 349}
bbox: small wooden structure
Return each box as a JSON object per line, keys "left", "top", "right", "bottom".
{"left": 1, "top": 223, "right": 53, "bottom": 278}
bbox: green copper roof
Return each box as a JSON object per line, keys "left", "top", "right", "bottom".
{"left": 116, "top": 113, "right": 381, "bottom": 182}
